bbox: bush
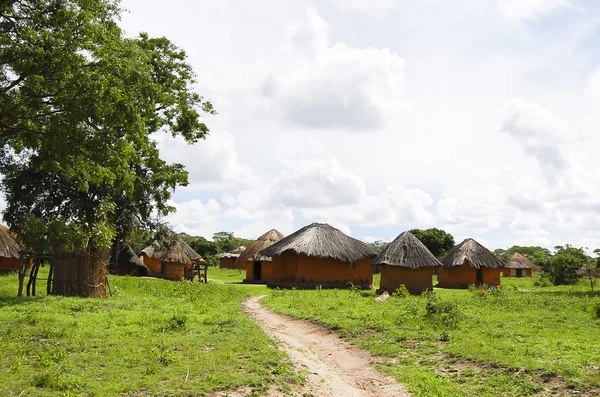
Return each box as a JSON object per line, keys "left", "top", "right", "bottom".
{"left": 392, "top": 284, "right": 410, "bottom": 298}
{"left": 424, "top": 293, "right": 462, "bottom": 328}
{"left": 549, "top": 248, "right": 588, "bottom": 285}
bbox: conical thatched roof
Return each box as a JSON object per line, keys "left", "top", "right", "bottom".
{"left": 235, "top": 230, "right": 284, "bottom": 266}
{"left": 139, "top": 238, "right": 204, "bottom": 266}
{"left": 505, "top": 252, "right": 538, "bottom": 269}
{"left": 218, "top": 245, "right": 247, "bottom": 259}
{"left": 260, "top": 223, "right": 378, "bottom": 263}
{"left": 578, "top": 265, "right": 599, "bottom": 278}
{"left": 0, "top": 224, "right": 21, "bottom": 259}
{"left": 372, "top": 231, "right": 442, "bottom": 268}
{"left": 440, "top": 238, "right": 505, "bottom": 269}
{"left": 114, "top": 243, "right": 150, "bottom": 276}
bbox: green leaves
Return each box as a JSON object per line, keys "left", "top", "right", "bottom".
{"left": 0, "top": 0, "right": 214, "bottom": 252}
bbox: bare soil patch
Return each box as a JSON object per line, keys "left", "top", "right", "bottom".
{"left": 242, "top": 295, "right": 409, "bottom": 397}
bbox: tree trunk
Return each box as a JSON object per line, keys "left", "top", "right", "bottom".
{"left": 51, "top": 252, "right": 109, "bottom": 297}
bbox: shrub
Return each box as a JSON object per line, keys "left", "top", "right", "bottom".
{"left": 424, "top": 293, "right": 462, "bottom": 328}
{"left": 392, "top": 284, "right": 410, "bottom": 298}
{"left": 549, "top": 248, "right": 588, "bottom": 285}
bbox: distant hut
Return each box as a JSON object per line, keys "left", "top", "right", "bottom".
{"left": 373, "top": 231, "right": 442, "bottom": 294}
{"left": 0, "top": 224, "right": 21, "bottom": 274}
{"left": 218, "top": 246, "right": 247, "bottom": 269}
{"left": 260, "top": 223, "right": 378, "bottom": 289}
{"left": 438, "top": 238, "right": 505, "bottom": 288}
{"left": 110, "top": 243, "right": 150, "bottom": 277}
{"left": 238, "top": 229, "right": 284, "bottom": 283}
{"left": 577, "top": 265, "right": 599, "bottom": 278}
{"left": 503, "top": 253, "right": 537, "bottom": 277}
{"left": 139, "top": 238, "right": 204, "bottom": 281}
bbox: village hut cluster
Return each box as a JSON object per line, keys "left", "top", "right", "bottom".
{"left": 0, "top": 220, "right": 553, "bottom": 294}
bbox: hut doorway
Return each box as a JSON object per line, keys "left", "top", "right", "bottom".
{"left": 476, "top": 269, "right": 483, "bottom": 286}
{"left": 253, "top": 261, "right": 262, "bottom": 280}
{"left": 516, "top": 269, "right": 523, "bottom": 278}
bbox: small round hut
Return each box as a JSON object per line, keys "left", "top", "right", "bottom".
{"left": 110, "top": 243, "right": 150, "bottom": 276}
{"left": 373, "top": 231, "right": 442, "bottom": 294}
{"left": 218, "top": 246, "right": 247, "bottom": 269}
{"left": 238, "top": 229, "right": 284, "bottom": 283}
{"left": 438, "top": 238, "right": 505, "bottom": 288}
{"left": 0, "top": 224, "right": 21, "bottom": 274}
{"left": 139, "top": 238, "right": 204, "bottom": 281}
{"left": 503, "top": 252, "right": 537, "bottom": 277}
{"left": 259, "top": 223, "right": 378, "bottom": 289}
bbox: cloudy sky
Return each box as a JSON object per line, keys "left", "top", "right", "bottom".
{"left": 7, "top": 0, "right": 597, "bottom": 250}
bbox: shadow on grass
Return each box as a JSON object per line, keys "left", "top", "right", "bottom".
{"left": 0, "top": 294, "right": 46, "bottom": 307}
{"left": 528, "top": 290, "right": 600, "bottom": 298}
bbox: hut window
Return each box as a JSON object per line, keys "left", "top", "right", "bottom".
{"left": 351, "top": 262, "right": 356, "bottom": 269}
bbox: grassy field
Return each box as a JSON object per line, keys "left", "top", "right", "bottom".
{"left": 263, "top": 275, "right": 600, "bottom": 396}
{"left": 0, "top": 268, "right": 300, "bottom": 397}
{"left": 2, "top": 267, "right": 599, "bottom": 397}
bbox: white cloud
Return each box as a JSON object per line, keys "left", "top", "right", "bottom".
{"left": 496, "top": 0, "right": 579, "bottom": 20}
{"left": 154, "top": 131, "right": 259, "bottom": 190}
{"left": 259, "top": 7, "right": 409, "bottom": 131}
{"left": 330, "top": 0, "right": 398, "bottom": 13}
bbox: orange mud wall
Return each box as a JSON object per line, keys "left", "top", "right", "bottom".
{"left": 502, "top": 268, "right": 532, "bottom": 277}
{"left": 245, "top": 260, "right": 274, "bottom": 283}
{"left": 0, "top": 257, "right": 20, "bottom": 272}
{"left": 139, "top": 256, "right": 162, "bottom": 277}
{"left": 162, "top": 262, "right": 186, "bottom": 281}
{"left": 220, "top": 257, "right": 241, "bottom": 269}
{"left": 438, "top": 261, "right": 500, "bottom": 288}
{"left": 380, "top": 267, "right": 433, "bottom": 294}
{"left": 269, "top": 252, "right": 373, "bottom": 288}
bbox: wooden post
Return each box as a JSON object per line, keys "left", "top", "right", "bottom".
{"left": 17, "top": 254, "right": 25, "bottom": 297}
{"left": 31, "top": 261, "right": 40, "bottom": 296}
{"left": 47, "top": 262, "right": 54, "bottom": 295}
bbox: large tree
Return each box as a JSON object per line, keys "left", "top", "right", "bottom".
{"left": 0, "top": 0, "right": 214, "bottom": 294}
{"left": 409, "top": 228, "right": 455, "bottom": 257}
{"left": 548, "top": 245, "right": 589, "bottom": 286}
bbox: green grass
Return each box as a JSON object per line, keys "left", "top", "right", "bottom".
{"left": 263, "top": 275, "right": 600, "bottom": 396}
{"left": 0, "top": 269, "right": 300, "bottom": 397}
{"left": 207, "top": 267, "right": 246, "bottom": 284}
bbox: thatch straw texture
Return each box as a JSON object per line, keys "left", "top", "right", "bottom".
{"left": 578, "top": 265, "right": 599, "bottom": 278}
{"left": 0, "top": 224, "right": 21, "bottom": 258}
{"left": 235, "top": 230, "right": 284, "bottom": 266}
{"left": 441, "top": 238, "right": 505, "bottom": 269}
{"left": 260, "top": 223, "right": 378, "bottom": 263}
{"left": 372, "top": 231, "right": 442, "bottom": 268}
{"left": 116, "top": 244, "right": 150, "bottom": 276}
{"left": 139, "top": 238, "right": 203, "bottom": 266}
{"left": 218, "top": 246, "right": 247, "bottom": 259}
{"left": 505, "top": 252, "right": 538, "bottom": 269}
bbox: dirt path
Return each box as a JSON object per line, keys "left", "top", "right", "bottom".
{"left": 242, "top": 296, "right": 410, "bottom": 397}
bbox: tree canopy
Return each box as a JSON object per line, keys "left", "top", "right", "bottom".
{"left": 493, "top": 246, "right": 552, "bottom": 268}
{"left": 548, "top": 245, "right": 590, "bottom": 286}
{"left": 0, "top": 0, "right": 214, "bottom": 253}
{"left": 408, "top": 228, "right": 455, "bottom": 257}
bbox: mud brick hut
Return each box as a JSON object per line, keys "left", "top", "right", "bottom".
{"left": 372, "top": 231, "right": 442, "bottom": 294}
{"left": 239, "top": 229, "right": 284, "bottom": 283}
{"left": 109, "top": 243, "right": 150, "bottom": 277}
{"left": 218, "top": 246, "right": 246, "bottom": 269}
{"left": 0, "top": 224, "right": 22, "bottom": 274}
{"left": 139, "top": 238, "right": 204, "bottom": 281}
{"left": 503, "top": 252, "right": 537, "bottom": 277}
{"left": 259, "top": 223, "right": 378, "bottom": 289}
{"left": 438, "top": 238, "right": 505, "bottom": 288}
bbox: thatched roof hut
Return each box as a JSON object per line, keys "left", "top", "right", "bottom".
{"left": 372, "top": 232, "right": 441, "bottom": 269}
{"left": 261, "top": 223, "right": 377, "bottom": 263}
{"left": 505, "top": 253, "right": 538, "bottom": 269}
{"left": 255, "top": 223, "right": 377, "bottom": 289}
{"left": 373, "top": 231, "right": 441, "bottom": 294}
{"left": 440, "top": 239, "right": 505, "bottom": 269}
{"left": 0, "top": 224, "right": 21, "bottom": 259}
{"left": 218, "top": 246, "right": 247, "bottom": 259}
{"left": 139, "top": 237, "right": 204, "bottom": 280}
{"left": 235, "top": 229, "right": 284, "bottom": 267}
{"left": 438, "top": 238, "right": 505, "bottom": 288}
{"left": 578, "top": 264, "right": 599, "bottom": 278}
{"left": 111, "top": 243, "right": 150, "bottom": 276}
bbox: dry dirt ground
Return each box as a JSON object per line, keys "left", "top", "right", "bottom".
{"left": 240, "top": 295, "right": 410, "bottom": 397}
